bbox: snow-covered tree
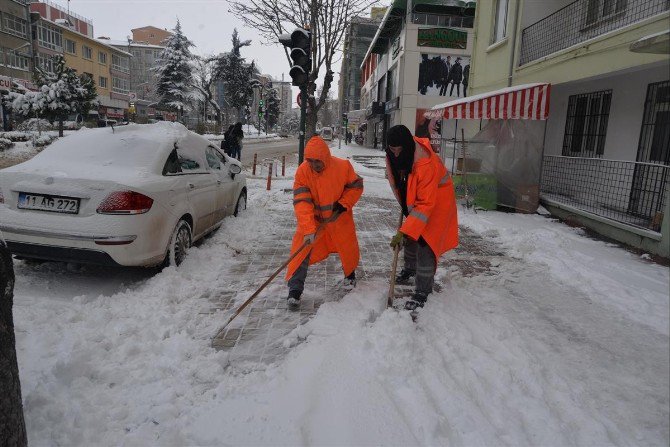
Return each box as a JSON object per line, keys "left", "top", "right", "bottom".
{"left": 264, "top": 88, "right": 281, "bottom": 130}
{"left": 214, "top": 29, "right": 257, "bottom": 120}
{"left": 192, "top": 55, "right": 222, "bottom": 126}
{"left": 155, "top": 20, "right": 195, "bottom": 120}
{"left": 9, "top": 55, "right": 97, "bottom": 137}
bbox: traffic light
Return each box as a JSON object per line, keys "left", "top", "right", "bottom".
{"left": 342, "top": 113, "right": 348, "bottom": 127}
{"left": 278, "top": 28, "right": 312, "bottom": 86}
{"left": 259, "top": 99, "right": 264, "bottom": 107}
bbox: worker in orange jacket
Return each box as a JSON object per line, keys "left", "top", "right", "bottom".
{"left": 385, "top": 124, "right": 458, "bottom": 310}
{"left": 286, "top": 136, "right": 364, "bottom": 307}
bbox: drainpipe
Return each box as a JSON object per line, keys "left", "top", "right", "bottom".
{"left": 507, "top": 0, "right": 522, "bottom": 87}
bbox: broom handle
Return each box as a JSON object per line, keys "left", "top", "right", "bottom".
{"left": 387, "top": 210, "right": 404, "bottom": 307}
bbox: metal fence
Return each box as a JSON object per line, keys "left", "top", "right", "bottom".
{"left": 411, "top": 13, "right": 474, "bottom": 28}
{"left": 541, "top": 155, "right": 668, "bottom": 232}
{"left": 519, "top": 0, "right": 669, "bottom": 65}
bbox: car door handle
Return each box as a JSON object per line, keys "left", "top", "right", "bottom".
{"left": 188, "top": 183, "right": 195, "bottom": 189}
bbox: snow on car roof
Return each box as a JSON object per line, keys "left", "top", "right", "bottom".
{"left": 6, "top": 122, "right": 194, "bottom": 179}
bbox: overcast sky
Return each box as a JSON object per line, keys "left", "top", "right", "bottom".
{"left": 51, "top": 0, "right": 356, "bottom": 104}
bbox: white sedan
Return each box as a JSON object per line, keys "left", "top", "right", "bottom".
{"left": 0, "top": 122, "right": 247, "bottom": 267}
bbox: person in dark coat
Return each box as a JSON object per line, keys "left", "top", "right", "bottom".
{"left": 463, "top": 64, "right": 470, "bottom": 97}
{"left": 221, "top": 124, "right": 234, "bottom": 156}
{"left": 418, "top": 54, "right": 431, "bottom": 95}
{"left": 230, "top": 122, "right": 244, "bottom": 160}
{"left": 439, "top": 56, "right": 452, "bottom": 96}
{"left": 449, "top": 57, "right": 464, "bottom": 97}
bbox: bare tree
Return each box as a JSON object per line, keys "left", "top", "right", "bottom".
{"left": 229, "top": 0, "right": 378, "bottom": 138}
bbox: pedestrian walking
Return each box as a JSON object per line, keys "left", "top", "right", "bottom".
{"left": 286, "top": 136, "right": 364, "bottom": 307}
{"left": 463, "top": 64, "right": 470, "bottom": 97}
{"left": 385, "top": 125, "right": 458, "bottom": 310}
{"left": 221, "top": 124, "right": 234, "bottom": 156}
{"left": 230, "top": 122, "right": 244, "bottom": 160}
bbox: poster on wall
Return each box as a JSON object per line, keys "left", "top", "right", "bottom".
{"left": 418, "top": 53, "right": 470, "bottom": 98}
{"left": 416, "top": 108, "right": 442, "bottom": 154}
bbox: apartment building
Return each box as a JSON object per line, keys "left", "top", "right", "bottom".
{"left": 338, "top": 13, "right": 382, "bottom": 115}
{"left": 0, "top": 0, "right": 33, "bottom": 130}
{"left": 359, "top": 0, "right": 476, "bottom": 149}
{"left": 469, "top": 0, "right": 669, "bottom": 256}
{"left": 131, "top": 26, "right": 172, "bottom": 46}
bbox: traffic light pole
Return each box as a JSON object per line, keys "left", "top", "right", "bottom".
{"left": 298, "top": 85, "right": 307, "bottom": 164}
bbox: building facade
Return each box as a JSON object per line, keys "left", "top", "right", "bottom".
{"left": 360, "top": 0, "right": 476, "bottom": 149}
{"left": 131, "top": 26, "right": 172, "bottom": 46}
{"left": 469, "top": 0, "right": 669, "bottom": 256}
{"left": 339, "top": 14, "right": 382, "bottom": 116}
{"left": 0, "top": 0, "right": 33, "bottom": 129}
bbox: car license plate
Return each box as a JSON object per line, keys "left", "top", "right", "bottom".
{"left": 18, "top": 192, "right": 80, "bottom": 214}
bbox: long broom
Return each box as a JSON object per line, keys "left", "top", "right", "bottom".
{"left": 387, "top": 210, "right": 404, "bottom": 308}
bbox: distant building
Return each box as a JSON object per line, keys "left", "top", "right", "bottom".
{"left": 131, "top": 26, "right": 172, "bottom": 46}
{"left": 106, "top": 39, "right": 164, "bottom": 103}
{"left": 0, "top": 0, "right": 34, "bottom": 129}
{"left": 30, "top": 0, "right": 93, "bottom": 37}
{"left": 339, "top": 13, "right": 382, "bottom": 115}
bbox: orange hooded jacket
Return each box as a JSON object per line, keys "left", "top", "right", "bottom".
{"left": 286, "top": 137, "right": 364, "bottom": 279}
{"left": 386, "top": 137, "right": 458, "bottom": 260}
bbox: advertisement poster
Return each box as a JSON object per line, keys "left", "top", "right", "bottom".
{"left": 418, "top": 53, "right": 470, "bottom": 98}
{"left": 417, "top": 28, "right": 467, "bottom": 49}
{"left": 416, "top": 108, "right": 442, "bottom": 154}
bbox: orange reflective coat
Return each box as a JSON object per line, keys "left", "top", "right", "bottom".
{"left": 387, "top": 137, "right": 458, "bottom": 259}
{"left": 286, "top": 137, "right": 364, "bottom": 279}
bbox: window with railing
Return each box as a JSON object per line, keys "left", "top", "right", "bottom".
{"left": 3, "top": 14, "right": 28, "bottom": 38}
{"left": 412, "top": 13, "right": 474, "bottom": 28}
{"left": 519, "top": 0, "right": 669, "bottom": 65}
{"left": 37, "top": 52, "right": 54, "bottom": 73}
{"left": 112, "top": 76, "right": 129, "bottom": 94}
{"left": 112, "top": 53, "right": 130, "bottom": 73}
{"left": 3, "top": 48, "right": 30, "bottom": 70}
{"left": 36, "top": 22, "right": 62, "bottom": 52}
{"left": 562, "top": 90, "right": 612, "bottom": 158}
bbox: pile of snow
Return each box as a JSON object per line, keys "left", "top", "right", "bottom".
{"left": 17, "top": 118, "right": 54, "bottom": 132}
{"left": 11, "top": 141, "right": 669, "bottom": 445}
{"left": 32, "top": 134, "right": 57, "bottom": 147}
{"left": 0, "top": 137, "right": 14, "bottom": 151}
{"left": 0, "top": 131, "right": 32, "bottom": 142}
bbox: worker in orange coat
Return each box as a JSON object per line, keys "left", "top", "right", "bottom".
{"left": 385, "top": 124, "right": 458, "bottom": 310}
{"left": 286, "top": 136, "right": 364, "bottom": 307}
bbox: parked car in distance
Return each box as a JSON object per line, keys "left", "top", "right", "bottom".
{"left": 0, "top": 122, "right": 247, "bottom": 267}
{"left": 320, "top": 126, "right": 333, "bottom": 141}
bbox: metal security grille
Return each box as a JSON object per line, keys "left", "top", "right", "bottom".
{"left": 562, "top": 90, "right": 612, "bottom": 157}
{"left": 541, "top": 156, "right": 668, "bottom": 232}
{"left": 519, "top": 0, "right": 669, "bottom": 65}
{"left": 628, "top": 80, "right": 670, "bottom": 219}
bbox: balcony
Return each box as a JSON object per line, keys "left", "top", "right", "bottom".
{"left": 519, "top": 0, "right": 669, "bottom": 65}
{"left": 541, "top": 155, "right": 668, "bottom": 232}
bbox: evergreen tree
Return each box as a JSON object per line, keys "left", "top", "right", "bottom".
{"left": 265, "top": 88, "right": 281, "bottom": 130}
{"left": 214, "top": 29, "right": 256, "bottom": 120}
{"left": 10, "top": 55, "right": 98, "bottom": 137}
{"left": 155, "top": 20, "right": 195, "bottom": 120}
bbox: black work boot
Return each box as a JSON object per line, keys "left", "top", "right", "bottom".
{"left": 404, "top": 292, "right": 427, "bottom": 311}
{"left": 343, "top": 271, "right": 356, "bottom": 289}
{"left": 395, "top": 268, "right": 416, "bottom": 285}
{"left": 287, "top": 290, "right": 302, "bottom": 310}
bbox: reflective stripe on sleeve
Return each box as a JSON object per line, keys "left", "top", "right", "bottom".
{"left": 345, "top": 176, "right": 364, "bottom": 189}
{"left": 409, "top": 209, "right": 428, "bottom": 223}
{"left": 293, "top": 198, "right": 314, "bottom": 206}
{"left": 293, "top": 186, "right": 311, "bottom": 196}
{"left": 438, "top": 173, "right": 450, "bottom": 188}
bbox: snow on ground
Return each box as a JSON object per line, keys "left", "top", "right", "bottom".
{"left": 12, "top": 139, "right": 669, "bottom": 446}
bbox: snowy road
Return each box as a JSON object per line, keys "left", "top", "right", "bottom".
{"left": 12, "top": 143, "right": 669, "bottom": 446}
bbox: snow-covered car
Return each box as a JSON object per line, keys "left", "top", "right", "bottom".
{"left": 0, "top": 122, "right": 247, "bottom": 267}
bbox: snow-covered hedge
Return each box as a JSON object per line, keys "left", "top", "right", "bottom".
{"left": 0, "top": 138, "right": 14, "bottom": 151}
{"left": 32, "top": 134, "right": 57, "bottom": 147}
{"left": 17, "top": 118, "right": 55, "bottom": 132}
{"left": 0, "top": 131, "right": 31, "bottom": 142}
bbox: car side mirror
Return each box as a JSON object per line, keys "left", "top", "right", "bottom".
{"left": 229, "top": 164, "right": 242, "bottom": 179}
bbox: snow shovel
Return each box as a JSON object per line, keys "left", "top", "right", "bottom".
{"left": 387, "top": 210, "right": 404, "bottom": 308}
{"left": 216, "top": 212, "right": 340, "bottom": 334}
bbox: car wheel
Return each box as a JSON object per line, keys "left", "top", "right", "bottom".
{"left": 233, "top": 190, "right": 247, "bottom": 217}
{"left": 169, "top": 219, "right": 192, "bottom": 266}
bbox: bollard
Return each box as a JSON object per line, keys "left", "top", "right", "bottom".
{"left": 266, "top": 162, "right": 273, "bottom": 191}
{"left": 252, "top": 153, "right": 258, "bottom": 176}
{"left": 282, "top": 155, "right": 286, "bottom": 177}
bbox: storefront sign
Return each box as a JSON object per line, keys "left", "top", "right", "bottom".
{"left": 385, "top": 97, "right": 400, "bottom": 113}
{"left": 0, "top": 75, "right": 37, "bottom": 92}
{"left": 417, "top": 28, "right": 467, "bottom": 49}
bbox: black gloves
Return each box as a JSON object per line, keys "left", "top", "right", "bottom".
{"left": 333, "top": 202, "right": 347, "bottom": 214}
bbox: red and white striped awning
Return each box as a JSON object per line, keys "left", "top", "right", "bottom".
{"left": 425, "top": 83, "right": 551, "bottom": 120}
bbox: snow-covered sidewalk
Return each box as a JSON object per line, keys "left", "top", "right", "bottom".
{"left": 12, "top": 142, "right": 669, "bottom": 446}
